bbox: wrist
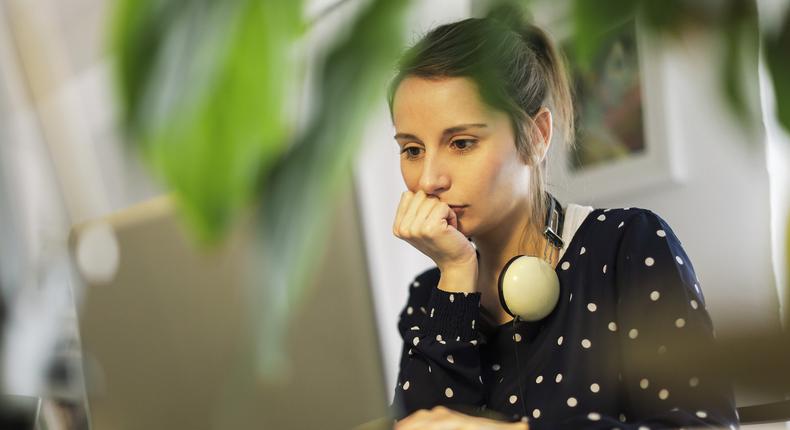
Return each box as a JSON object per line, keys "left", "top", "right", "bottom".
{"left": 437, "top": 262, "right": 478, "bottom": 294}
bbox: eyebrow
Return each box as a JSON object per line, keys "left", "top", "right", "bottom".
{"left": 394, "top": 123, "right": 488, "bottom": 143}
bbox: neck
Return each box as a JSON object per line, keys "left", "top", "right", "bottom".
{"left": 473, "top": 201, "right": 547, "bottom": 289}
{"left": 471, "top": 200, "right": 559, "bottom": 325}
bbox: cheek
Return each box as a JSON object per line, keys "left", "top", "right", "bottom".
{"left": 472, "top": 155, "right": 510, "bottom": 192}
{"left": 400, "top": 162, "right": 419, "bottom": 190}
{"left": 474, "top": 157, "right": 528, "bottom": 214}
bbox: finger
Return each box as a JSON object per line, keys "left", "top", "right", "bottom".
{"left": 394, "top": 409, "right": 435, "bottom": 430}
{"left": 401, "top": 190, "right": 427, "bottom": 236}
{"left": 396, "top": 415, "right": 446, "bottom": 430}
{"left": 427, "top": 200, "right": 456, "bottom": 231}
{"left": 393, "top": 191, "right": 414, "bottom": 236}
{"left": 411, "top": 196, "right": 440, "bottom": 236}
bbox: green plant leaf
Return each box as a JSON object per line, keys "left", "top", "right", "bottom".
{"left": 571, "top": 0, "right": 637, "bottom": 71}
{"left": 110, "top": 0, "right": 305, "bottom": 245}
{"left": 765, "top": 7, "right": 790, "bottom": 133}
{"left": 252, "top": 0, "right": 409, "bottom": 377}
{"left": 721, "top": 0, "right": 759, "bottom": 131}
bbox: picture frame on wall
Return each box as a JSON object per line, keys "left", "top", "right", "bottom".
{"left": 548, "top": 16, "right": 686, "bottom": 202}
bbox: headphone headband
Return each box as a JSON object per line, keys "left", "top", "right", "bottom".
{"left": 544, "top": 193, "right": 564, "bottom": 249}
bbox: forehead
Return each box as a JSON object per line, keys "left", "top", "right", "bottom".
{"left": 392, "top": 76, "right": 503, "bottom": 131}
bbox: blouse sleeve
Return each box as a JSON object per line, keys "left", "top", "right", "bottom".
{"left": 389, "top": 267, "right": 486, "bottom": 421}
{"left": 564, "top": 209, "right": 739, "bottom": 429}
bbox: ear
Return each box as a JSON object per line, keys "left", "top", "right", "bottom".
{"left": 531, "top": 107, "right": 553, "bottom": 164}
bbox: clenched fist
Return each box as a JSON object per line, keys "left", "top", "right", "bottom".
{"left": 393, "top": 190, "right": 477, "bottom": 272}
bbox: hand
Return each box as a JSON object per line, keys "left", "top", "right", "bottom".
{"left": 394, "top": 406, "right": 529, "bottom": 430}
{"left": 393, "top": 190, "right": 477, "bottom": 272}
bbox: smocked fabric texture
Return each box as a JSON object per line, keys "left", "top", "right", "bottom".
{"left": 390, "top": 207, "right": 739, "bottom": 429}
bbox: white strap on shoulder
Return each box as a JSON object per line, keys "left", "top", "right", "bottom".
{"left": 558, "top": 203, "right": 594, "bottom": 261}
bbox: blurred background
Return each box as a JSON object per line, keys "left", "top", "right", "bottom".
{"left": 0, "top": 0, "right": 788, "bottom": 428}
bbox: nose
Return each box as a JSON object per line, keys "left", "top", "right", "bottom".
{"left": 418, "top": 150, "right": 450, "bottom": 196}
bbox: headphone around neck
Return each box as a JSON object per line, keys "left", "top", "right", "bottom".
{"left": 496, "top": 192, "right": 565, "bottom": 322}
{"left": 496, "top": 192, "right": 565, "bottom": 423}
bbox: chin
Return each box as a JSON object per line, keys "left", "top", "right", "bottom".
{"left": 457, "top": 221, "right": 473, "bottom": 237}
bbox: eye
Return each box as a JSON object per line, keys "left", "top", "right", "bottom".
{"left": 399, "top": 139, "right": 478, "bottom": 160}
{"left": 400, "top": 146, "right": 423, "bottom": 159}
{"left": 451, "top": 139, "right": 477, "bottom": 151}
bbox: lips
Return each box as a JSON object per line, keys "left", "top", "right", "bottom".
{"left": 449, "top": 204, "right": 468, "bottom": 208}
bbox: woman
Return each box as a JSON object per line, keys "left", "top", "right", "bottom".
{"left": 387, "top": 5, "right": 739, "bottom": 430}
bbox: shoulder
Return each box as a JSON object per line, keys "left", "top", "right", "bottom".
{"left": 600, "top": 207, "right": 699, "bottom": 288}
{"left": 581, "top": 206, "right": 679, "bottom": 243}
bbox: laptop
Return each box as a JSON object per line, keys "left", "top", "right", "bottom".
{"left": 70, "top": 181, "right": 392, "bottom": 429}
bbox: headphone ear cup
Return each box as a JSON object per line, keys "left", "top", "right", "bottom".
{"left": 498, "top": 255, "right": 560, "bottom": 321}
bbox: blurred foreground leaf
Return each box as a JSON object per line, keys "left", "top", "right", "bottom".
{"left": 111, "top": 0, "right": 305, "bottom": 244}
{"left": 253, "top": 0, "right": 409, "bottom": 376}
{"left": 765, "top": 7, "right": 790, "bottom": 133}
{"left": 571, "top": 0, "right": 637, "bottom": 72}
{"left": 721, "top": 0, "right": 760, "bottom": 130}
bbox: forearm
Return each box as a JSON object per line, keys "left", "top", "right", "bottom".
{"left": 393, "top": 273, "right": 485, "bottom": 420}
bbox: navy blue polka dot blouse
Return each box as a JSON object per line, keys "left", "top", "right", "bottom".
{"left": 390, "top": 207, "right": 740, "bottom": 429}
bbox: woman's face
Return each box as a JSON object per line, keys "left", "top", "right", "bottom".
{"left": 391, "top": 75, "right": 532, "bottom": 238}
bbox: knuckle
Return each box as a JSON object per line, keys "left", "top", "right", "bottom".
{"left": 424, "top": 223, "right": 437, "bottom": 235}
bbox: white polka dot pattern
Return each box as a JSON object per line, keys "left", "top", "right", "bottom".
{"left": 391, "top": 209, "right": 735, "bottom": 427}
